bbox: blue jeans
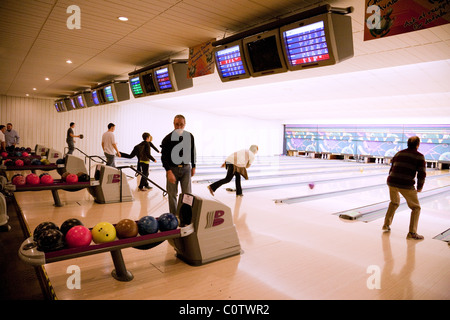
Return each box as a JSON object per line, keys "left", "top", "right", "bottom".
{"left": 166, "top": 165, "right": 192, "bottom": 214}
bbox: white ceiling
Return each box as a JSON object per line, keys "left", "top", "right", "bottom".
{"left": 1, "top": 0, "right": 449, "bottom": 123}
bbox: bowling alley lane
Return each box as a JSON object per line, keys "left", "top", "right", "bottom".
{"left": 13, "top": 156, "right": 450, "bottom": 300}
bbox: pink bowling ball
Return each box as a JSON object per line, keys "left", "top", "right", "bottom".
{"left": 65, "top": 225, "right": 92, "bottom": 248}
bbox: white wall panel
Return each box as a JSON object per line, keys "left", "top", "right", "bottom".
{"left": 1, "top": 95, "right": 283, "bottom": 161}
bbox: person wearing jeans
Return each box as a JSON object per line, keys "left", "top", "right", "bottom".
{"left": 102, "top": 123, "right": 121, "bottom": 167}
{"left": 160, "top": 115, "right": 196, "bottom": 214}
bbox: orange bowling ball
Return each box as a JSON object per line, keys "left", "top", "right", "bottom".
{"left": 115, "top": 219, "right": 138, "bottom": 239}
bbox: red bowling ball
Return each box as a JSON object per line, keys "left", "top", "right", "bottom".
{"left": 21, "top": 152, "right": 29, "bottom": 157}
{"left": 65, "top": 225, "right": 92, "bottom": 248}
{"left": 40, "top": 174, "right": 54, "bottom": 184}
{"left": 65, "top": 173, "right": 78, "bottom": 183}
{"left": 15, "top": 159, "right": 24, "bottom": 166}
{"left": 12, "top": 175, "right": 26, "bottom": 186}
{"left": 1, "top": 151, "right": 8, "bottom": 158}
{"left": 26, "top": 173, "right": 40, "bottom": 185}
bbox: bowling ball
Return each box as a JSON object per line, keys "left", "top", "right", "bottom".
{"left": 41, "top": 159, "right": 50, "bottom": 165}
{"left": 61, "top": 172, "right": 70, "bottom": 181}
{"left": 158, "top": 213, "right": 179, "bottom": 231}
{"left": 15, "top": 159, "right": 24, "bottom": 166}
{"left": 36, "top": 229, "right": 65, "bottom": 252}
{"left": 91, "top": 222, "right": 116, "bottom": 244}
{"left": 33, "top": 221, "right": 60, "bottom": 241}
{"left": 137, "top": 216, "right": 159, "bottom": 235}
{"left": 77, "top": 172, "right": 89, "bottom": 182}
{"left": 21, "top": 152, "right": 29, "bottom": 157}
{"left": 26, "top": 147, "right": 32, "bottom": 153}
{"left": 31, "top": 158, "right": 41, "bottom": 165}
{"left": 66, "top": 173, "right": 78, "bottom": 183}
{"left": 4, "top": 159, "right": 13, "bottom": 167}
{"left": 79, "top": 134, "right": 84, "bottom": 139}
{"left": 60, "top": 218, "right": 84, "bottom": 236}
{"left": 40, "top": 174, "right": 54, "bottom": 184}
{"left": 20, "top": 147, "right": 25, "bottom": 151}
{"left": 115, "top": 219, "right": 138, "bottom": 239}
{"left": 308, "top": 183, "right": 315, "bottom": 189}
{"left": 12, "top": 174, "right": 26, "bottom": 186}
{"left": 56, "top": 158, "right": 65, "bottom": 165}
{"left": 15, "top": 151, "right": 22, "bottom": 157}
{"left": 65, "top": 226, "right": 92, "bottom": 248}
{"left": 26, "top": 173, "right": 40, "bottom": 185}
{"left": 1, "top": 152, "right": 8, "bottom": 158}
{"left": 23, "top": 158, "right": 32, "bottom": 166}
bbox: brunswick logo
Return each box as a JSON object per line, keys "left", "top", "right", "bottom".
{"left": 205, "top": 210, "right": 225, "bottom": 228}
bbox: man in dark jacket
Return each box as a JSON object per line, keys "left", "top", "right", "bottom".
{"left": 383, "top": 136, "right": 426, "bottom": 240}
{"left": 160, "top": 115, "right": 196, "bottom": 214}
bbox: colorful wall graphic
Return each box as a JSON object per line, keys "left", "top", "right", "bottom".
{"left": 284, "top": 124, "right": 450, "bottom": 161}
{"left": 364, "top": 0, "right": 450, "bottom": 41}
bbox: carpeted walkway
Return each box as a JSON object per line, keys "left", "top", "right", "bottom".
{"left": 0, "top": 194, "right": 46, "bottom": 300}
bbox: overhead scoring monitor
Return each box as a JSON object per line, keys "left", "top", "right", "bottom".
{"left": 129, "top": 75, "right": 145, "bottom": 98}
{"left": 155, "top": 66, "right": 173, "bottom": 92}
{"left": 141, "top": 70, "right": 158, "bottom": 95}
{"left": 214, "top": 40, "right": 250, "bottom": 82}
{"left": 280, "top": 13, "right": 353, "bottom": 70}
{"left": 153, "top": 62, "right": 193, "bottom": 94}
{"left": 242, "top": 29, "right": 287, "bottom": 77}
{"left": 103, "top": 85, "right": 115, "bottom": 103}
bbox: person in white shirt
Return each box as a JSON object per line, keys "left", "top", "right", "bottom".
{"left": 207, "top": 145, "right": 258, "bottom": 196}
{"left": 4, "top": 123, "right": 20, "bottom": 151}
{"left": 0, "top": 125, "right": 6, "bottom": 152}
{"left": 101, "top": 123, "right": 121, "bottom": 167}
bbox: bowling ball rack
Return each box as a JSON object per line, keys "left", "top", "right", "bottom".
{"left": 8, "top": 179, "right": 98, "bottom": 207}
{"left": 19, "top": 223, "right": 194, "bottom": 282}
{"left": 0, "top": 163, "right": 59, "bottom": 172}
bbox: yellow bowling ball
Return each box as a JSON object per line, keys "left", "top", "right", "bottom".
{"left": 91, "top": 222, "right": 116, "bottom": 244}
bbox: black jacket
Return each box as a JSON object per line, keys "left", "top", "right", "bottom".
{"left": 160, "top": 130, "right": 196, "bottom": 171}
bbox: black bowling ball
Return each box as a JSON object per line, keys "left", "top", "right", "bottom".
{"left": 36, "top": 229, "right": 65, "bottom": 252}
{"left": 33, "top": 221, "right": 60, "bottom": 241}
{"left": 60, "top": 218, "right": 84, "bottom": 236}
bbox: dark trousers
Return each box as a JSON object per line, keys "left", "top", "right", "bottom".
{"left": 209, "top": 163, "right": 242, "bottom": 195}
{"left": 67, "top": 140, "right": 74, "bottom": 154}
{"left": 138, "top": 162, "right": 149, "bottom": 189}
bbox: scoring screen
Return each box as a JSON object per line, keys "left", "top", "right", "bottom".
{"left": 130, "top": 76, "right": 144, "bottom": 95}
{"left": 283, "top": 20, "right": 330, "bottom": 66}
{"left": 155, "top": 68, "right": 173, "bottom": 90}
{"left": 215, "top": 45, "right": 247, "bottom": 78}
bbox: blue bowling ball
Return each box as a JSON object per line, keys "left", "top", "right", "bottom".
{"left": 158, "top": 213, "right": 178, "bottom": 231}
{"left": 137, "top": 216, "right": 158, "bottom": 235}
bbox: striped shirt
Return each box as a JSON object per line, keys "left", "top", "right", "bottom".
{"left": 387, "top": 148, "right": 426, "bottom": 190}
